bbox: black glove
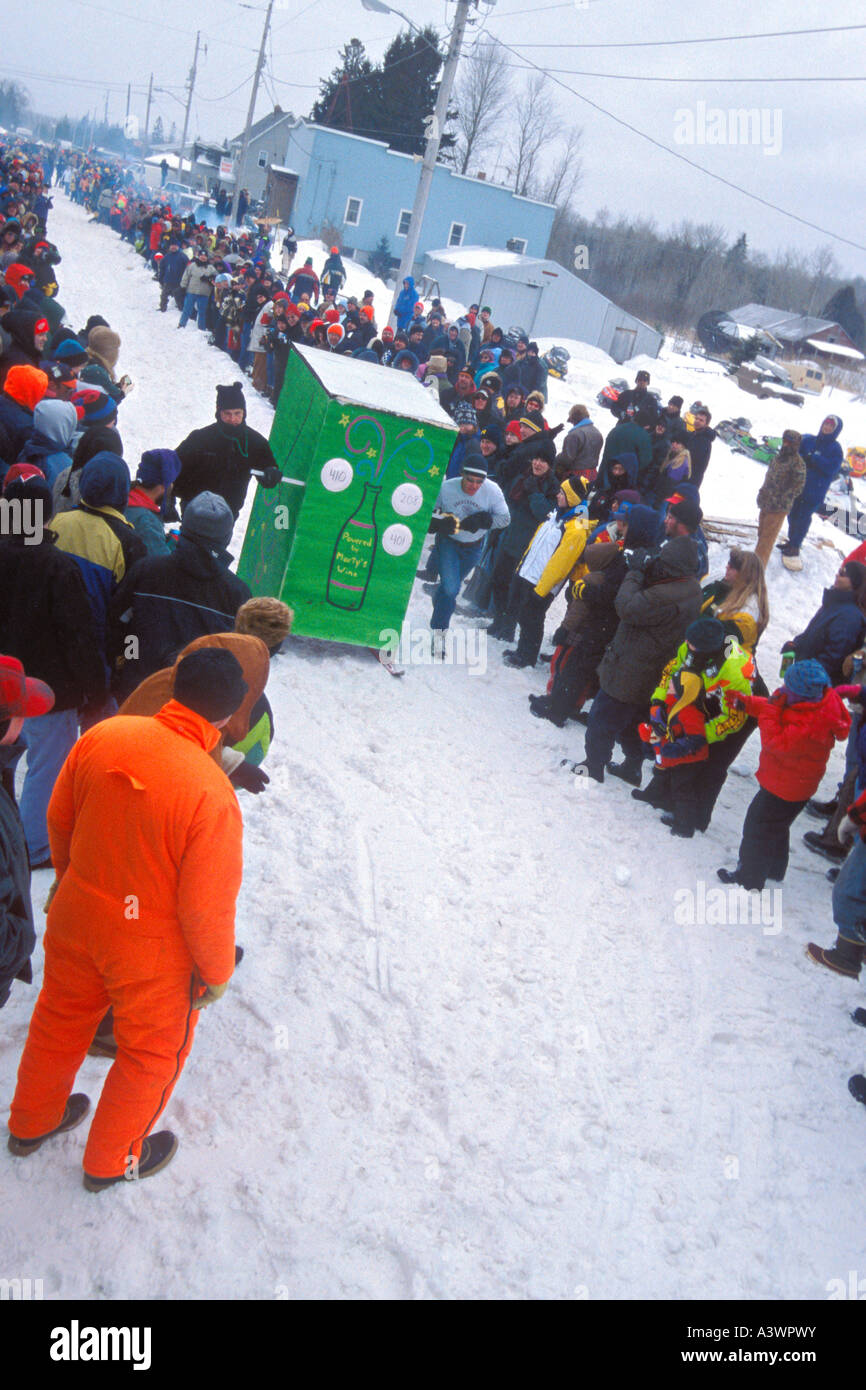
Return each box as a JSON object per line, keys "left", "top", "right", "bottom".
{"left": 703, "top": 693, "right": 722, "bottom": 720}
{"left": 551, "top": 624, "right": 569, "bottom": 647}
{"left": 459, "top": 509, "right": 493, "bottom": 534}
{"left": 428, "top": 514, "right": 458, "bottom": 536}
{"left": 259, "top": 465, "right": 282, "bottom": 489}
{"left": 229, "top": 760, "right": 271, "bottom": 794}
{"left": 626, "top": 547, "right": 652, "bottom": 571}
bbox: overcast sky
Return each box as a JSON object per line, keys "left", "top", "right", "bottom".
{"left": 5, "top": 0, "right": 865, "bottom": 278}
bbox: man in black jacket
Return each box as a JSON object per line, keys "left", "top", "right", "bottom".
{"left": 687, "top": 408, "right": 717, "bottom": 490}
{"left": 109, "top": 491, "right": 252, "bottom": 700}
{"left": 174, "top": 382, "right": 281, "bottom": 519}
{"left": 157, "top": 240, "right": 189, "bottom": 313}
{"left": 610, "top": 370, "right": 658, "bottom": 422}
{"left": 0, "top": 472, "right": 106, "bottom": 868}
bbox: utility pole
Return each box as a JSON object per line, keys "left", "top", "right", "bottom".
{"left": 144, "top": 72, "right": 154, "bottom": 153}
{"left": 179, "top": 30, "right": 201, "bottom": 183}
{"left": 389, "top": 0, "right": 473, "bottom": 323}
{"left": 229, "top": 0, "right": 275, "bottom": 226}
{"left": 103, "top": 88, "right": 109, "bottom": 130}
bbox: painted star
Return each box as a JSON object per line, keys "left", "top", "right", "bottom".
{"left": 339, "top": 413, "right": 350, "bottom": 425}
{"left": 429, "top": 466, "right": 440, "bottom": 477}
{"left": 366, "top": 448, "right": 377, "bottom": 458}
{"left": 414, "top": 428, "right": 425, "bottom": 438}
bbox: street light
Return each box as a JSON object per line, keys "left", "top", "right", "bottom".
{"left": 363, "top": 0, "right": 477, "bottom": 323}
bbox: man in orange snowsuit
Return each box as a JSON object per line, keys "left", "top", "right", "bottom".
{"left": 7, "top": 648, "right": 247, "bottom": 1190}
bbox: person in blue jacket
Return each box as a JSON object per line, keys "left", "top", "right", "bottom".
{"left": 781, "top": 415, "right": 844, "bottom": 560}
{"left": 394, "top": 276, "right": 417, "bottom": 334}
{"left": 784, "top": 561, "right": 866, "bottom": 686}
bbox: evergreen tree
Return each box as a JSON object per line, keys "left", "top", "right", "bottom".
{"left": 821, "top": 285, "right": 866, "bottom": 350}
{"left": 368, "top": 235, "right": 393, "bottom": 280}
{"left": 726, "top": 232, "right": 748, "bottom": 266}
{"left": 310, "top": 28, "right": 454, "bottom": 157}
{"left": 152, "top": 115, "right": 165, "bottom": 145}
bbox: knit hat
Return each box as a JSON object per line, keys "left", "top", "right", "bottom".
{"left": 382, "top": 326, "right": 394, "bottom": 341}
{"left": 181, "top": 491, "right": 234, "bottom": 556}
{"left": 505, "top": 420, "right": 523, "bottom": 441}
{"left": 685, "top": 617, "right": 726, "bottom": 653}
{"left": 612, "top": 488, "right": 640, "bottom": 508}
{"left": 234, "top": 596, "right": 294, "bottom": 650}
{"left": 360, "top": 305, "right": 374, "bottom": 321}
{"left": 173, "top": 648, "right": 248, "bottom": 725}
{"left": 428, "top": 355, "right": 447, "bottom": 374}
{"left": 87, "top": 325, "right": 121, "bottom": 370}
{"left": 71, "top": 386, "right": 117, "bottom": 426}
{"left": 453, "top": 401, "right": 477, "bottom": 428}
{"left": 79, "top": 452, "right": 130, "bottom": 510}
{"left": 327, "top": 323, "right": 345, "bottom": 343}
{"left": 216, "top": 381, "right": 246, "bottom": 417}
{"left": 52, "top": 337, "right": 89, "bottom": 366}
{"left": 783, "top": 659, "right": 830, "bottom": 703}
{"left": 461, "top": 447, "right": 487, "bottom": 479}
{"left": 842, "top": 561, "right": 866, "bottom": 595}
{"left": 138, "top": 448, "right": 181, "bottom": 490}
{"left": 519, "top": 416, "right": 541, "bottom": 434}
{"left": 667, "top": 495, "right": 702, "bottom": 531}
{"left": 560, "top": 477, "right": 587, "bottom": 507}
{"left": 4, "top": 364, "right": 48, "bottom": 411}
{"left": 0, "top": 654, "right": 54, "bottom": 722}
{"left": 2, "top": 461, "right": 46, "bottom": 493}
{"left": 323, "top": 307, "right": 341, "bottom": 323}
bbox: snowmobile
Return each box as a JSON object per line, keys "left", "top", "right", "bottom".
{"left": 716, "top": 420, "right": 780, "bottom": 465}
{"left": 503, "top": 324, "right": 529, "bottom": 349}
{"left": 596, "top": 378, "right": 628, "bottom": 411}
{"left": 542, "top": 345, "right": 570, "bottom": 380}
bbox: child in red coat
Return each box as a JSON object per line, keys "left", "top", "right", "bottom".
{"left": 717, "top": 659, "right": 850, "bottom": 890}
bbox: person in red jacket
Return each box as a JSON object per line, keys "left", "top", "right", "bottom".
{"left": 7, "top": 648, "right": 247, "bottom": 1190}
{"left": 717, "top": 660, "right": 850, "bottom": 890}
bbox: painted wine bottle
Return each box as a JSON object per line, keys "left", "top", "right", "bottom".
{"left": 326, "top": 482, "right": 380, "bottom": 610}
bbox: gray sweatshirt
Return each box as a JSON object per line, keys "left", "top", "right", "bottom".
{"left": 434, "top": 476, "right": 510, "bottom": 543}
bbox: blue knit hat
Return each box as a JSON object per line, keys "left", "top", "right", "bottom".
{"left": 71, "top": 386, "right": 118, "bottom": 426}
{"left": 783, "top": 659, "right": 830, "bottom": 702}
{"left": 79, "top": 452, "right": 130, "bottom": 511}
{"left": 138, "top": 448, "right": 181, "bottom": 489}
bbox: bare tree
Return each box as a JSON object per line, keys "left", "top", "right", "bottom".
{"left": 534, "top": 125, "right": 583, "bottom": 210}
{"left": 506, "top": 72, "right": 562, "bottom": 197}
{"left": 452, "top": 39, "right": 512, "bottom": 175}
{"left": 806, "top": 244, "right": 840, "bottom": 315}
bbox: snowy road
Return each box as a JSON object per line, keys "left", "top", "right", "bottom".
{"left": 2, "top": 195, "right": 865, "bottom": 1300}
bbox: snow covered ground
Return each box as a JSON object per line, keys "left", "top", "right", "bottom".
{"left": 4, "top": 194, "right": 866, "bottom": 1300}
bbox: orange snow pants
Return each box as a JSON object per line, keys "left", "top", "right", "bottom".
{"left": 9, "top": 884, "right": 201, "bottom": 1180}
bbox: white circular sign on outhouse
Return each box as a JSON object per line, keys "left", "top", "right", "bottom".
{"left": 391, "top": 482, "right": 423, "bottom": 517}
{"left": 320, "top": 458, "right": 354, "bottom": 492}
{"left": 382, "top": 523, "right": 413, "bottom": 557}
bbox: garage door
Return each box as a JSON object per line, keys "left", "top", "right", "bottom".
{"left": 478, "top": 274, "right": 543, "bottom": 336}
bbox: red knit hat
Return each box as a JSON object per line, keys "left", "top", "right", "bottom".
{"left": 360, "top": 305, "right": 374, "bottom": 321}
{"left": 323, "top": 307, "right": 341, "bottom": 323}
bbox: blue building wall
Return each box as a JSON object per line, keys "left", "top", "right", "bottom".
{"left": 282, "top": 122, "right": 555, "bottom": 266}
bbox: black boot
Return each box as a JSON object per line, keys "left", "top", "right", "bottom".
{"left": 562, "top": 758, "right": 603, "bottom": 783}
{"left": 503, "top": 649, "right": 534, "bottom": 668}
{"left": 528, "top": 694, "right": 566, "bottom": 728}
{"left": 632, "top": 777, "right": 669, "bottom": 807}
{"left": 806, "top": 934, "right": 865, "bottom": 978}
{"left": 848, "top": 1075, "right": 866, "bottom": 1106}
{"left": 851, "top": 1007, "right": 866, "bottom": 1028}
{"left": 803, "top": 830, "right": 847, "bottom": 863}
{"left": 806, "top": 796, "right": 838, "bottom": 820}
{"left": 661, "top": 812, "right": 694, "bottom": 838}
{"left": 717, "top": 867, "right": 743, "bottom": 885}
{"left": 8, "top": 1094, "right": 91, "bottom": 1156}
{"left": 607, "top": 757, "right": 643, "bottom": 787}
{"left": 83, "top": 1131, "right": 179, "bottom": 1192}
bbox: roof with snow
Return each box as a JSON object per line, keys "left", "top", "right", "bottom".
{"left": 806, "top": 337, "right": 865, "bottom": 361}
{"left": 294, "top": 343, "right": 457, "bottom": 431}
{"left": 426, "top": 246, "right": 539, "bottom": 272}
{"left": 728, "top": 302, "right": 845, "bottom": 344}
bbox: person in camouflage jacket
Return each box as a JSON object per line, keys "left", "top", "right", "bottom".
{"left": 755, "top": 429, "right": 806, "bottom": 566}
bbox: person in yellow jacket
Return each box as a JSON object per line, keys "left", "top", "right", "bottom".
{"left": 503, "top": 476, "right": 592, "bottom": 668}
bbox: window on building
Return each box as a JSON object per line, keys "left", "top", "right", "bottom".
{"left": 257, "top": 149, "right": 268, "bottom": 169}
{"left": 507, "top": 237, "right": 528, "bottom": 254}
{"left": 344, "top": 196, "right": 363, "bottom": 226}
{"left": 396, "top": 209, "right": 412, "bottom": 238}
{"left": 448, "top": 221, "right": 466, "bottom": 248}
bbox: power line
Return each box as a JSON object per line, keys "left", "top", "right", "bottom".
{"left": 56, "top": 0, "right": 261, "bottom": 54}
{"left": 486, "top": 35, "right": 866, "bottom": 254}
{"left": 513, "top": 22, "right": 866, "bottom": 48}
